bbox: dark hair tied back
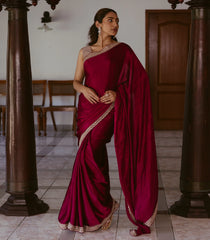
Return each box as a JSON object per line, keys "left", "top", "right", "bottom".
{"left": 88, "top": 8, "right": 118, "bottom": 46}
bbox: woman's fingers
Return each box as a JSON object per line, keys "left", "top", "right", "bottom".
{"left": 101, "top": 96, "right": 112, "bottom": 103}
{"left": 89, "top": 94, "right": 99, "bottom": 104}
{"left": 88, "top": 96, "right": 98, "bottom": 104}
{"left": 100, "top": 91, "right": 110, "bottom": 101}
{"left": 90, "top": 92, "right": 99, "bottom": 102}
{"left": 89, "top": 95, "right": 98, "bottom": 104}
{"left": 100, "top": 90, "right": 116, "bottom": 104}
{"left": 83, "top": 87, "right": 99, "bottom": 104}
{"left": 83, "top": 88, "right": 116, "bottom": 104}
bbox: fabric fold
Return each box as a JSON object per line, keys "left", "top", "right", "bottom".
{"left": 114, "top": 44, "right": 158, "bottom": 235}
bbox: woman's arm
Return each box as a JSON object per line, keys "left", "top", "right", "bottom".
{"left": 73, "top": 49, "right": 99, "bottom": 104}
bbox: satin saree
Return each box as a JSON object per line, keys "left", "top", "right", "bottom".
{"left": 58, "top": 42, "right": 158, "bottom": 236}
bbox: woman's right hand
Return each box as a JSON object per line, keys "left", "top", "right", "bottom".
{"left": 82, "top": 86, "right": 99, "bottom": 104}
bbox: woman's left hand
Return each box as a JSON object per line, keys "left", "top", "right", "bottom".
{"left": 100, "top": 90, "right": 116, "bottom": 104}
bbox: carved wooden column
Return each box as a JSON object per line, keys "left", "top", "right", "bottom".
{"left": 0, "top": 0, "right": 60, "bottom": 216}
{"left": 169, "top": 0, "right": 210, "bottom": 217}
{"left": 0, "top": 0, "right": 48, "bottom": 216}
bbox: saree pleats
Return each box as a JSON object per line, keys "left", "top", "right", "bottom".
{"left": 58, "top": 100, "right": 116, "bottom": 232}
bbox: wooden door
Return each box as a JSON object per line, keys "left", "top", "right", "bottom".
{"left": 146, "top": 10, "right": 191, "bottom": 129}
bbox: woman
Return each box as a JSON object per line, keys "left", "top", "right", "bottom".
{"left": 58, "top": 8, "right": 158, "bottom": 237}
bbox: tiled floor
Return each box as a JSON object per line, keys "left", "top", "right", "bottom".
{"left": 0, "top": 127, "right": 210, "bottom": 240}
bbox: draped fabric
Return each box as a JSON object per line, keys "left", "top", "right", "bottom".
{"left": 58, "top": 42, "right": 158, "bottom": 236}
{"left": 114, "top": 44, "right": 158, "bottom": 235}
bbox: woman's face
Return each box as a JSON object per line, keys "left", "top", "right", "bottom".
{"left": 97, "top": 11, "right": 119, "bottom": 37}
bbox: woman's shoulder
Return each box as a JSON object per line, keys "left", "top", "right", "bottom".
{"left": 118, "top": 42, "right": 134, "bottom": 52}
{"left": 79, "top": 45, "right": 92, "bottom": 61}
{"left": 81, "top": 45, "right": 91, "bottom": 52}
{"left": 80, "top": 45, "right": 91, "bottom": 55}
{"left": 118, "top": 42, "right": 130, "bottom": 47}
{"left": 117, "top": 42, "right": 140, "bottom": 63}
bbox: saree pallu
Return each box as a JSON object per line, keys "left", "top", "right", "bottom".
{"left": 58, "top": 42, "right": 158, "bottom": 236}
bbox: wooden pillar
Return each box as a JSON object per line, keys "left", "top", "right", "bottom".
{"left": 0, "top": 0, "right": 48, "bottom": 216}
{"left": 170, "top": 0, "right": 210, "bottom": 217}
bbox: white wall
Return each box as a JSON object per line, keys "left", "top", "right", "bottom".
{"left": 0, "top": 0, "right": 187, "bottom": 125}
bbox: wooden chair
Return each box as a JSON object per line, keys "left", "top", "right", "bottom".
{"left": 0, "top": 80, "right": 6, "bottom": 136}
{"left": 32, "top": 80, "right": 47, "bottom": 136}
{"left": 0, "top": 80, "right": 47, "bottom": 136}
{"left": 42, "top": 80, "right": 77, "bottom": 136}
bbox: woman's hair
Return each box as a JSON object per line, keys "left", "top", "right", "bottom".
{"left": 88, "top": 8, "right": 118, "bottom": 46}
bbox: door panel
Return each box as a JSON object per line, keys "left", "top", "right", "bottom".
{"left": 146, "top": 10, "right": 191, "bottom": 129}
{"left": 158, "top": 92, "right": 185, "bottom": 120}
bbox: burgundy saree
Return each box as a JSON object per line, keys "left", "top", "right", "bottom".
{"left": 58, "top": 42, "right": 158, "bottom": 236}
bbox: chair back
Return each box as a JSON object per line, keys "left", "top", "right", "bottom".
{"left": 0, "top": 80, "right": 6, "bottom": 96}
{"left": 48, "top": 80, "right": 76, "bottom": 107}
{"left": 32, "top": 80, "right": 47, "bottom": 106}
{"left": 0, "top": 80, "right": 6, "bottom": 107}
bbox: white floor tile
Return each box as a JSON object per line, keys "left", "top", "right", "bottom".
{"left": 1, "top": 129, "right": 209, "bottom": 240}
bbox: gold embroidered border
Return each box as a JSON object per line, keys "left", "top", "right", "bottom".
{"left": 83, "top": 42, "right": 121, "bottom": 62}
{"left": 79, "top": 103, "right": 115, "bottom": 147}
{"left": 127, "top": 202, "right": 158, "bottom": 227}
{"left": 66, "top": 199, "right": 119, "bottom": 233}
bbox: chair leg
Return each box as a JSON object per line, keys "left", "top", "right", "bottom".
{"left": 43, "top": 111, "right": 47, "bottom": 136}
{"left": 50, "top": 111, "right": 57, "bottom": 131}
{"left": 37, "top": 110, "right": 42, "bottom": 136}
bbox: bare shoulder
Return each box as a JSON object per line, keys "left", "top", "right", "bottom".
{"left": 78, "top": 48, "right": 84, "bottom": 58}
{"left": 79, "top": 46, "right": 91, "bottom": 61}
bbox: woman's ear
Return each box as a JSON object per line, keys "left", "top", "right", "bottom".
{"left": 95, "top": 21, "right": 101, "bottom": 29}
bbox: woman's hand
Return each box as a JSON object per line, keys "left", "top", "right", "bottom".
{"left": 82, "top": 86, "right": 99, "bottom": 104}
{"left": 100, "top": 90, "right": 116, "bottom": 104}
{"left": 74, "top": 49, "right": 99, "bottom": 105}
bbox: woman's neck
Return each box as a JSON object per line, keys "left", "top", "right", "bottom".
{"left": 95, "top": 35, "right": 114, "bottom": 48}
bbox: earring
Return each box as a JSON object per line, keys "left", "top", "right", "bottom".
{"left": 98, "top": 27, "right": 101, "bottom": 35}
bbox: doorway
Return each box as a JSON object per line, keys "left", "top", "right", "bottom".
{"left": 146, "top": 10, "right": 191, "bottom": 129}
